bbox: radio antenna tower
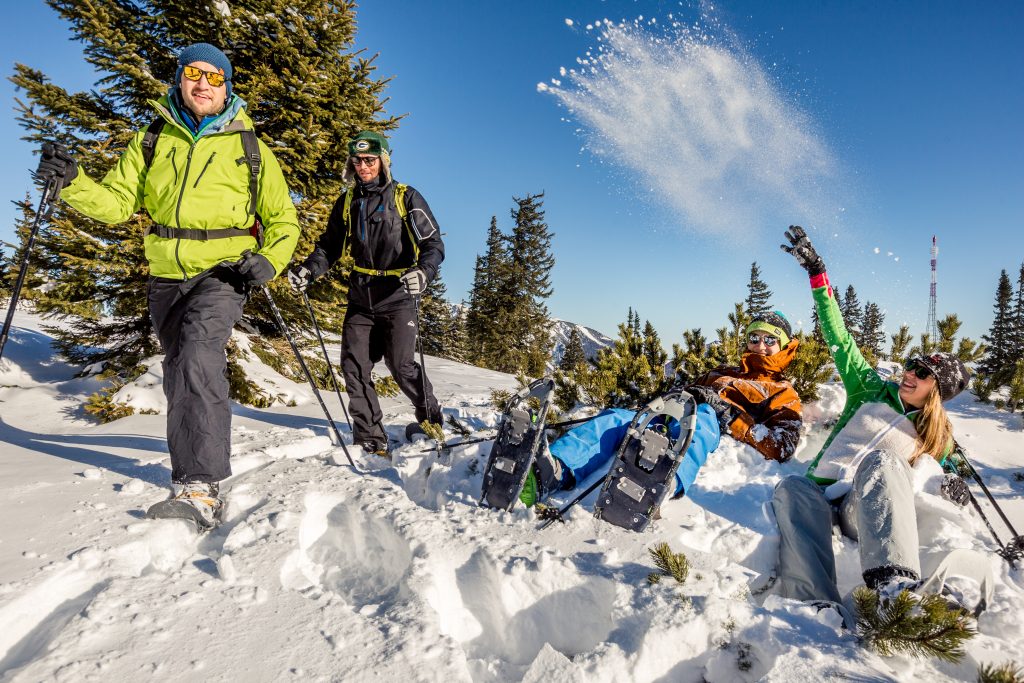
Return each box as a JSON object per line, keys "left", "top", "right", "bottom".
{"left": 927, "top": 235, "right": 939, "bottom": 342}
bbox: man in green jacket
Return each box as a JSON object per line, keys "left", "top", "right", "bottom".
{"left": 34, "top": 42, "right": 300, "bottom": 527}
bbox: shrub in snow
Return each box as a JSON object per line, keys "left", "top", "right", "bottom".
{"left": 853, "top": 585, "right": 976, "bottom": 662}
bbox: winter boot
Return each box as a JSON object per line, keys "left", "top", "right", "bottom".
{"left": 361, "top": 439, "right": 392, "bottom": 459}
{"left": 519, "top": 441, "right": 566, "bottom": 508}
{"left": 146, "top": 481, "right": 223, "bottom": 530}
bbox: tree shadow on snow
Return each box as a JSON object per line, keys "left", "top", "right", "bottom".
{"left": 0, "top": 417, "right": 169, "bottom": 485}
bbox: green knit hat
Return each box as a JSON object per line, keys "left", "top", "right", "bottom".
{"left": 347, "top": 130, "right": 390, "bottom": 157}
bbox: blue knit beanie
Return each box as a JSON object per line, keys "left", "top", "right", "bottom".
{"left": 175, "top": 42, "right": 233, "bottom": 99}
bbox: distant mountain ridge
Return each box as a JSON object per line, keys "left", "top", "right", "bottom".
{"left": 549, "top": 319, "right": 613, "bottom": 369}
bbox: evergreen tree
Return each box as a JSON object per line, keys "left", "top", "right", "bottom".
{"left": 981, "top": 270, "right": 1017, "bottom": 383}
{"left": 840, "top": 284, "right": 864, "bottom": 346}
{"left": 890, "top": 324, "right": 913, "bottom": 365}
{"left": 418, "top": 270, "right": 452, "bottom": 357}
{"left": 444, "top": 305, "right": 469, "bottom": 364}
{"left": 559, "top": 327, "right": 587, "bottom": 372}
{"left": 503, "top": 192, "right": 555, "bottom": 376}
{"left": 11, "top": 0, "right": 396, "bottom": 374}
{"left": 744, "top": 261, "right": 773, "bottom": 318}
{"left": 908, "top": 333, "right": 936, "bottom": 360}
{"left": 724, "top": 302, "right": 751, "bottom": 364}
{"left": 1014, "top": 263, "right": 1024, "bottom": 359}
{"left": 670, "top": 328, "right": 725, "bottom": 385}
{"left": 464, "top": 216, "right": 508, "bottom": 366}
{"left": 642, "top": 320, "right": 670, "bottom": 395}
{"left": 586, "top": 310, "right": 666, "bottom": 407}
{"left": 787, "top": 332, "right": 834, "bottom": 402}
{"left": 1007, "top": 359, "right": 1024, "bottom": 414}
{"left": 860, "top": 302, "right": 886, "bottom": 360}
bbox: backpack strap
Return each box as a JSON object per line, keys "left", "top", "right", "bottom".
{"left": 237, "top": 130, "right": 261, "bottom": 219}
{"left": 141, "top": 118, "right": 166, "bottom": 169}
{"left": 342, "top": 183, "right": 419, "bottom": 273}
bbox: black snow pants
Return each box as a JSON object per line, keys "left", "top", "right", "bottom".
{"left": 341, "top": 298, "right": 440, "bottom": 445}
{"left": 148, "top": 270, "right": 245, "bottom": 484}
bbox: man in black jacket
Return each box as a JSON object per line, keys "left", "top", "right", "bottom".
{"left": 288, "top": 131, "right": 444, "bottom": 455}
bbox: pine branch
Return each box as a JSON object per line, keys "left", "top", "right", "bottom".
{"left": 853, "top": 586, "right": 976, "bottom": 663}
{"left": 978, "top": 661, "right": 1024, "bottom": 683}
{"left": 648, "top": 542, "right": 690, "bottom": 584}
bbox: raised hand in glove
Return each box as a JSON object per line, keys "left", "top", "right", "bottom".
{"left": 400, "top": 267, "right": 427, "bottom": 297}
{"left": 35, "top": 142, "right": 78, "bottom": 191}
{"left": 236, "top": 250, "right": 276, "bottom": 286}
{"left": 940, "top": 473, "right": 971, "bottom": 507}
{"left": 780, "top": 225, "right": 826, "bottom": 276}
{"left": 687, "top": 385, "right": 740, "bottom": 433}
{"left": 288, "top": 265, "right": 313, "bottom": 293}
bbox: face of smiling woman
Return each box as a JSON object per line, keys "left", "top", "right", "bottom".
{"left": 180, "top": 60, "right": 227, "bottom": 117}
{"left": 898, "top": 366, "right": 937, "bottom": 409}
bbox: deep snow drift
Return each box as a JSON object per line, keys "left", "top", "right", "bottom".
{"left": 1, "top": 309, "right": 1022, "bottom": 682}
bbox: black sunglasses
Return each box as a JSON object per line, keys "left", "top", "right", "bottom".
{"left": 904, "top": 360, "right": 934, "bottom": 381}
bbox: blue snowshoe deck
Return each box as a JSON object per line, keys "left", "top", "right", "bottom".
{"left": 480, "top": 378, "right": 555, "bottom": 511}
{"left": 593, "top": 392, "right": 697, "bottom": 532}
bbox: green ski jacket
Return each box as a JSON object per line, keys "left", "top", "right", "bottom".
{"left": 60, "top": 95, "right": 299, "bottom": 280}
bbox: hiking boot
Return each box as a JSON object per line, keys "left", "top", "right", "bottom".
{"left": 150, "top": 481, "right": 223, "bottom": 529}
{"left": 519, "top": 443, "right": 567, "bottom": 507}
{"left": 361, "top": 440, "right": 391, "bottom": 459}
{"left": 808, "top": 600, "right": 853, "bottom": 630}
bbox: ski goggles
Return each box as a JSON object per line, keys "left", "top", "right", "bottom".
{"left": 182, "top": 65, "right": 227, "bottom": 87}
{"left": 747, "top": 333, "right": 779, "bottom": 347}
{"left": 904, "top": 359, "right": 934, "bottom": 381}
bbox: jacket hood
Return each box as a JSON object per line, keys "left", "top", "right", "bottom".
{"left": 153, "top": 92, "right": 250, "bottom": 139}
{"left": 739, "top": 338, "right": 799, "bottom": 379}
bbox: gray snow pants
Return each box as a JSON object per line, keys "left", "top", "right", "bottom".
{"left": 341, "top": 300, "right": 440, "bottom": 445}
{"left": 771, "top": 449, "right": 920, "bottom": 603}
{"left": 148, "top": 270, "right": 246, "bottom": 484}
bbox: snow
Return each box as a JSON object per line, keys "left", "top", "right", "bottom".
{"left": 1, "top": 308, "right": 1022, "bottom": 682}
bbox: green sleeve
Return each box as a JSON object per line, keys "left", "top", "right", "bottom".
{"left": 813, "top": 282, "right": 885, "bottom": 402}
{"left": 253, "top": 141, "right": 300, "bottom": 277}
{"left": 59, "top": 132, "right": 147, "bottom": 224}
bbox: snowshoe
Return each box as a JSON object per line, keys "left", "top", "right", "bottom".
{"left": 593, "top": 391, "right": 698, "bottom": 532}
{"left": 405, "top": 422, "right": 427, "bottom": 441}
{"left": 480, "top": 377, "right": 556, "bottom": 511}
{"left": 146, "top": 482, "right": 223, "bottom": 530}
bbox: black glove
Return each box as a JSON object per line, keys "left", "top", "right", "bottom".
{"left": 780, "top": 225, "right": 826, "bottom": 276}
{"left": 400, "top": 267, "right": 427, "bottom": 296}
{"left": 940, "top": 473, "right": 970, "bottom": 507}
{"left": 288, "top": 265, "right": 313, "bottom": 293}
{"left": 687, "top": 385, "right": 739, "bottom": 433}
{"left": 236, "top": 251, "right": 276, "bottom": 286}
{"left": 35, "top": 142, "right": 78, "bottom": 192}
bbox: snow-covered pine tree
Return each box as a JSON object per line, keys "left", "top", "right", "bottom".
{"left": 11, "top": 0, "right": 395, "bottom": 374}
{"left": 744, "top": 261, "right": 773, "bottom": 318}
{"left": 980, "top": 270, "right": 1017, "bottom": 384}
{"left": 853, "top": 585, "right": 976, "bottom": 662}
{"left": 890, "top": 324, "right": 913, "bottom": 365}
{"left": 860, "top": 301, "right": 886, "bottom": 361}
{"left": 840, "top": 284, "right": 864, "bottom": 346}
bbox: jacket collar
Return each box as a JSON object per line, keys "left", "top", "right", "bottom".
{"left": 739, "top": 338, "right": 798, "bottom": 378}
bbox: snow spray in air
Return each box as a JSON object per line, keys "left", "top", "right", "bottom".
{"left": 540, "top": 17, "right": 839, "bottom": 241}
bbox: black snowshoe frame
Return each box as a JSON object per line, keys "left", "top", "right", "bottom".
{"left": 479, "top": 377, "right": 556, "bottom": 511}
{"left": 592, "top": 391, "right": 698, "bottom": 532}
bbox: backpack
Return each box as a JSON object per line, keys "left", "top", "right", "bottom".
{"left": 340, "top": 182, "right": 422, "bottom": 276}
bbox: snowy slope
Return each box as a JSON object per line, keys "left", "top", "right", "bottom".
{"left": 1, "top": 309, "right": 1022, "bottom": 683}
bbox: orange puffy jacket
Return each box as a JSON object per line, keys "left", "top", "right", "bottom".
{"left": 691, "top": 340, "right": 802, "bottom": 462}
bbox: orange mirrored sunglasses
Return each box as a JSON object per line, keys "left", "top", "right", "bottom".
{"left": 182, "top": 65, "right": 226, "bottom": 87}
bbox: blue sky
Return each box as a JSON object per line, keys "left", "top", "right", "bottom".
{"left": 3, "top": 1, "right": 1022, "bottom": 346}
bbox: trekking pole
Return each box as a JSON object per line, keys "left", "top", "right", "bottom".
{"left": 300, "top": 291, "right": 353, "bottom": 426}
{"left": 0, "top": 178, "right": 55, "bottom": 362}
{"left": 954, "top": 441, "right": 1024, "bottom": 564}
{"left": 413, "top": 293, "right": 432, "bottom": 425}
{"left": 416, "top": 414, "right": 600, "bottom": 455}
{"left": 261, "top": 286, "right": 356, "bottom": 468}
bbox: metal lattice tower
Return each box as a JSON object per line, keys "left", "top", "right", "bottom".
{"left": 927, "top": 235, "right": 939, "bottom": 342}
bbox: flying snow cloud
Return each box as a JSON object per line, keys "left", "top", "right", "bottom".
{"left": 541, "top": 19, "right": 839, "bottom": 240}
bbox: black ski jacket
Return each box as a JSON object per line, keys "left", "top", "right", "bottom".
{"left": 305, "top": 176, "right": 444, "bottom": 310}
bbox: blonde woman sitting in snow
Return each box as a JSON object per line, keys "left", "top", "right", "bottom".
{"left": 772, "top": 226, "right": 979, "bottom": 634}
